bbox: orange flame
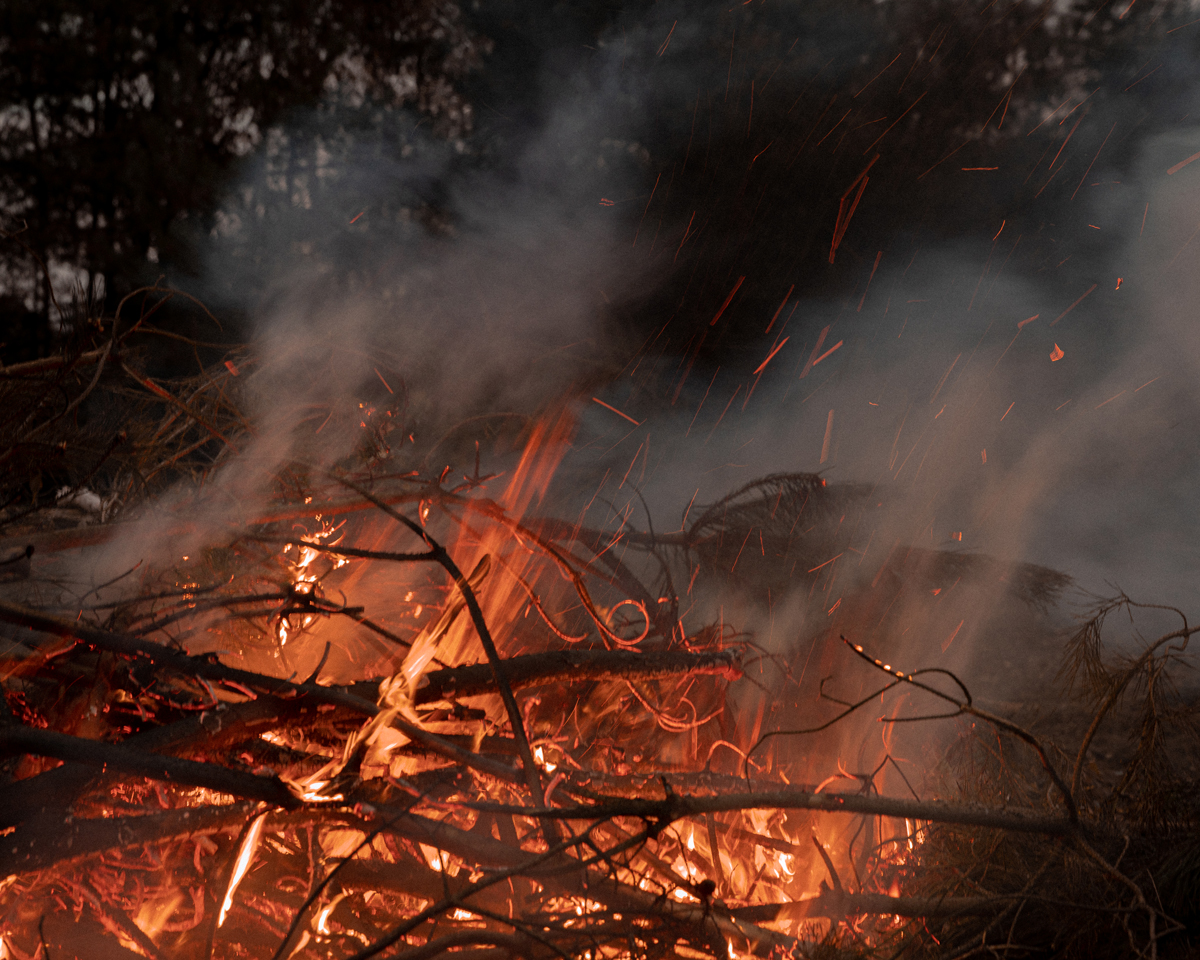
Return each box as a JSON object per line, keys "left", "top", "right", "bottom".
{"left": 434, "top": 410, "right": 576, "bottom": 668}
{"left": 218, "top": 812, "right": 268, "bottom": 927}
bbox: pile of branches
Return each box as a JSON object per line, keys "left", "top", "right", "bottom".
{"left": 0, "top": 456, "right": 1195, "bottom": 960}
{"left": 0, "top": 315, "right": 1197, "bottom": 960}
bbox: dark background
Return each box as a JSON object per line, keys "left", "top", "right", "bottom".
{"left": 1, "top": 0, "right": 1190, "bottom": 372}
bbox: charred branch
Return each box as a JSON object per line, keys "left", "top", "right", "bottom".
{"left": 412, "top": 648, "right": 742, "bottom": 704}
{"left": 472, "top": 790, "right": 1075, "bottom": 837}
{"left": 0, "top": 725, "right": 300, "bottom": 808}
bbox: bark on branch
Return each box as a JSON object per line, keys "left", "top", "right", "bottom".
{"left": 412, "top": 647, "right": 742, "bottom": 704}
{"left": 474, "top": 789, "right": 1075, "bottom": 836}
{"left": 0, "top": 726, "right": 300, "bottom": 808}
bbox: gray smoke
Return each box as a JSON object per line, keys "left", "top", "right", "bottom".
{"left": 65, "top": 3, "right": 1200, "bottom": 739}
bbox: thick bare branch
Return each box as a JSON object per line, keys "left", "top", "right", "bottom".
{"left": 413, "top": 647, "right": 741, "bottom": 705}
{"left": 471, "top": 789, "right": 1074, "bottom": 836}
{"left": 0, "top": 726, "right": 299, "bottom": 808}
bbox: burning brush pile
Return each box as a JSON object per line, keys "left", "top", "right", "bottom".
{"left": 1, "top": 311, "right": 1200, "bottom": 960}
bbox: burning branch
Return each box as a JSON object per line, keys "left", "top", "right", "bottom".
{"left": 413, "top": 648, "right": 742, "bottom": 704}
{"left": 0, "top": 726, "right": 298, "bottom": 808}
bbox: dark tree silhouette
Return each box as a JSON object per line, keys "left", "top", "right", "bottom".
{"left": 0, "top": 0, "right": 1182, "bottom": 368}
{"left": 0, "top": 0, "right": 488, "bottom": 361}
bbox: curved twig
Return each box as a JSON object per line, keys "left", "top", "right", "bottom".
{"left": 840, "top": 636, "right": 1078, "bottom": 824}
{"left": 501, "top": 563, "right": 588, "bottom": 644}
{"left": 1070, "top": 606, "right": 1196, "bottom": 799}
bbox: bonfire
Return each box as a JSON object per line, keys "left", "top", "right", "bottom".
{"left": 0, "top": 297, "right": 1197, "bottom": 960}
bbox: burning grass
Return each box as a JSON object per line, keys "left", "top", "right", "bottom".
{"left": 0, "top": 333, "right": 1198, "bottom": 960}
